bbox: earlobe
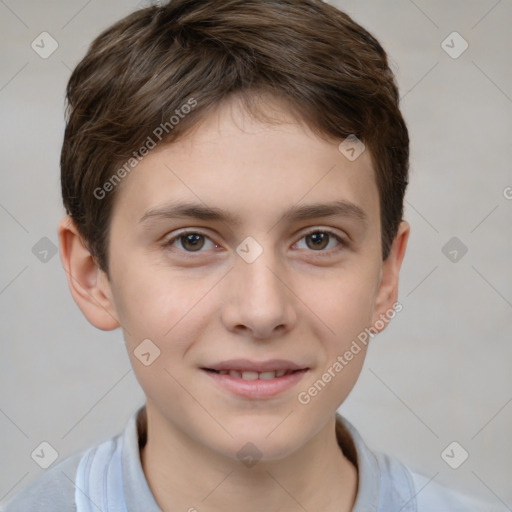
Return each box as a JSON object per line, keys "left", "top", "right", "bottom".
{"left": 57, "top": 216, "right": 120, "bottom": 331}
{"left": 371, "top": 221, "right": 410, "bottom": 331}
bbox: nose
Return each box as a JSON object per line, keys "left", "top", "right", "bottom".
{"left": 221, "top": 246, "right": 297, "bottom": 340}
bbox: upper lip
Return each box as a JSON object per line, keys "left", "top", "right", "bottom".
{"left": 202, "top": 359, "right": 308, "bottom": 372}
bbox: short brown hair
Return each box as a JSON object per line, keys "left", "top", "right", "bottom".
{"left": 61, "top": 0, "right": 409, "bottom": 276}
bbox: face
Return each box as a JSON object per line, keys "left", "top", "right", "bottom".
{"left": 80, "top": 96, "right": 407, "bottom": 462}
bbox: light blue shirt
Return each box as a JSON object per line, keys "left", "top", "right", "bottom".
{"left": 0, "top": 405, "right": 497, "bottom": 511}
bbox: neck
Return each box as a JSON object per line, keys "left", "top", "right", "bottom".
{"left": 140, "top": 406, "right": 358, "bottom": 512}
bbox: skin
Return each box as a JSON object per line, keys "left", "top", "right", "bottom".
{"left": 58, "top": 95, "right": 409, "bottom": 512}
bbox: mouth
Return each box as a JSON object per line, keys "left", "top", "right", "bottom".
{"left": 200, "top": 360, "right": 309, "bottom": 399}
{"left": 202, "top": 368, "right": 303, "bottom": 380}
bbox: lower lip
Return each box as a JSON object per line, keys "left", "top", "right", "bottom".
{"left": 201, "top": 369, "right": 308, "bottom": 399}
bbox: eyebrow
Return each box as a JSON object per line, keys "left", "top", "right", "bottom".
{"left": 139, "top": 199, "right": 368, "bottom": 227}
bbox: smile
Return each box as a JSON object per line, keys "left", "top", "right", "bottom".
{"left": 204, "top": 368, "right": 299, "bottom": 380}
{"left": 201, "top": 367, "right": 309, "bottom": 399}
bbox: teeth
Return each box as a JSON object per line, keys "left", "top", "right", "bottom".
{"left": 218, "top": 369, "right": 296, "bottom": 380}
{"left": 241, "top": 371, "right": 259, "bottom": 380}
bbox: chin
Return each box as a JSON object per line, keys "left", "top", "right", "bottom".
{"left": 219, "top": 421, "right": 304, "bottom": 462}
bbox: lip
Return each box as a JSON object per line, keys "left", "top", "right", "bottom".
{"left": 202, "top": 358, "right": 307, "bottom": 373}
{"left": 201, "top": 366, "right": 309, "bottom": 399}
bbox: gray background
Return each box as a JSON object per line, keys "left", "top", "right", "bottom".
{"left": 1, "top": 0, "right": 511, "bottom": 508}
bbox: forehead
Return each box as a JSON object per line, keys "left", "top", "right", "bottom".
{"left": 111, "top": 96, "right": 380, "bottom": 230}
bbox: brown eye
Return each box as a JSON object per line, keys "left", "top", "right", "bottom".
{"left": 180, "top": 233, "right": 205, "bottom": 252}
{"left": 295, "top": 229, "right": 346, "bottom": 254}
{"left": 305, "top": 232, "right": 330, "bottom": 250}
{"left": 163, "top": 231, "right": 217, "bottom": 254}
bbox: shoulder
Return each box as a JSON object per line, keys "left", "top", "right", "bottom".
{"left": 375, "top": 452, "right": 497, "bottom": 511}
{"left": 0, "top": 450, "right": 84, "bottom": 512}
{"left": 407, "top": 467, "right": 498, "bottom": 512}
{"left": 334, "top": 415, "right": 500, "bottom": 512}
{"left": 335, "top": 414, "right": 500, "bottom": 512}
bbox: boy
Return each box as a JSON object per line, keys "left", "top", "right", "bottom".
{"left": 1, "top": 0, "right": 497, "bottom": 510}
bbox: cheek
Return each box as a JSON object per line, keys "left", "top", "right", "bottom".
{"left": 115, "top": 276, "right": 205, "bottom": 408}
{"left": 110, "top": 261, "right": 175, "bottom": 333}
{"left": 107, "top": 250, "right": 226, "bottom": 401}
{"left": 299, "top": 267, "right": 379, "bottom": 340}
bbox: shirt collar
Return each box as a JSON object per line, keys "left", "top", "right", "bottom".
{"left": 120, "top": 406, "right": 382, "bottom": 512}
{"left": 335, "top": 412, "right": 381, "bottom": 511}
{"left": 121, "top": 405, "right": 161, "bottom": 512}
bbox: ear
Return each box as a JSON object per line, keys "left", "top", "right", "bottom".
{"left": 57, "top": 216, "right": 120, "bottom": 331}
{"left": 371, "top": 220, "right": 410, "bottom": 331}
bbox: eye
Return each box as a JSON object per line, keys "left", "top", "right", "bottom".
{"left": 294, "top": 229, "right": 346, "bottom": 254}
{"left": 162, "top": 228, "right": 347, "bottom": 257}
{"left": 163, "top": 230, "right": 218, "bottom": 254}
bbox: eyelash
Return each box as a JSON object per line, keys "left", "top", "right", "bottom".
{"left": 162, "top": 228, "right": 347, "bottom": 258}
